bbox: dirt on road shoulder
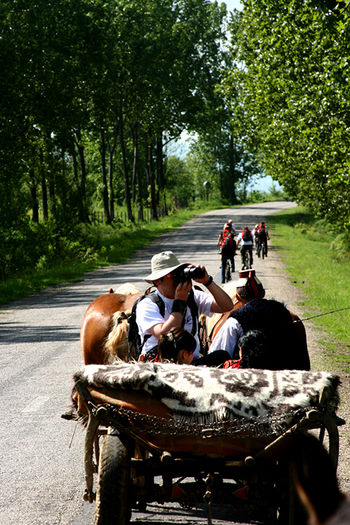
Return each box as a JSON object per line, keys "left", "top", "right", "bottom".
{"left": 258, "top": 238, "right": 350, "bottom": 495}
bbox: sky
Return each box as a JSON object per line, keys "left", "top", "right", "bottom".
{"left": 223, "top": 0, "right": 242, "bottom": 12}
{"left": 168, "top": 0, "right": 281, "bottom": 193}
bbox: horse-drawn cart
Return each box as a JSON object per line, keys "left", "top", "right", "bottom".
{"left": 71, "top": 363, "right": 343, "bottom": 525}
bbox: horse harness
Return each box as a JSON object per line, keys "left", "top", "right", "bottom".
{"left": 206, "top": 299, "right": 240, "bottom": 348}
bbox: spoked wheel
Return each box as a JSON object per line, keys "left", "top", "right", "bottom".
{"left": 316, "top": 418, "right": 340, "bottom": 470}
{"left": 256, "top": 240, "right": 261, "bottom": 258}
{"left": 94, "top": 434, "right": 131, "bottom": 525}
{"left": 225, "top": 261, "right": 231, "bottom": 282}
{"left": 243, "top": 251, "right": 250, "bottom": 270}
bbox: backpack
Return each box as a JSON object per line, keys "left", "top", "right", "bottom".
{"left": 242, "top": 229, "right": 252, "bottom": 242}
{"left": 259, "top": 224, "right": 265, "bottom": 234}
{"left": 127, "top": 288, "right": 198, "bottom": 360}
{"left": 221, "top": 231, "right": 236, "bottom": 253}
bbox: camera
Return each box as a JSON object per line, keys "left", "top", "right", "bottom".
{"left": 175, "top": 266, "right": 205, "bottom": 283}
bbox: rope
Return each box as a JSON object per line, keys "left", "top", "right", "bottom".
{"left": 294, "top": 306, "right": 350, "bottom": 323}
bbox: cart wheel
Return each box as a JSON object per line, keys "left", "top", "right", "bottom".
{"left": 94, "top": 434, "right": 131, "bottom": 525}
{"left": 225, "top": 261, "right": 231, "bottom": 282}
{"left": 318, "top": 417, "right": 339, "bottom": 470}
{"left": 276, "top": 461, "right": 308, "bottom": 525}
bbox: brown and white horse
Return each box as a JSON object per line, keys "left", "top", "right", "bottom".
{"left": 80, "top": 283, "right": 142, "bottom": 364}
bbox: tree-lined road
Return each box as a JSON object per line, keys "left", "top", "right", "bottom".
{"left": 0, "top": 201, "right": 325, "bottom": 525}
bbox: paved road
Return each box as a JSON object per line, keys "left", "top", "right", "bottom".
{"left": 0, "top": 201, "right": 296, "bottom": 525}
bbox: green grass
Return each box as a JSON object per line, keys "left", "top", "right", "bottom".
{"left": 269, "top": 207, "right": 350, "bottom": 373}
{"left": 0, "top": 200, "right": 227, "bottom": 306}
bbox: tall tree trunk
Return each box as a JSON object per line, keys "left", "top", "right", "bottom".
{"left": 107, "top": 124, "right": 118, "bottom": 223}
{"left": 228, "top": 134, "right": 237, "bottom": 204}
{"left": 119, "top": 110, "right": 134, "bottom": 222}
{"left": 40, "top": 148, "right": 48, "bottom": 220}
{"left": 156, "top": 135, "right": 164, "bottom": 208}
{"left": 100, "top": 128, "right": 110, "bottom": 223}
{"left": 146, "top": 132, "right": 158, "bottom": 220}
{"left": 29, "top": 168, "right": 39, "bottom": 222}
{"left": 75, "top": 131, "right": 88, "bottom": 222}
{"left": 132, "top": 123, "right": 144, "bottom": 221}
{"left": 71, "top": 145, "right": 85, "bottom": 221}
{"left": 108, "top": 148, "right": 115, "bottom": 222}
{"left": 48, "top": 175, "right": 56, "bottom": 218}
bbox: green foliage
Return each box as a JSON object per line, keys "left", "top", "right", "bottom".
{"left": 0, "top": 201, "right": 222, "bottom": 305}
{"left": 330, "top": 232, "right": 350, "bottom": 261}
{"left": 222, "top": 0, "right": 350, "bottom": 230}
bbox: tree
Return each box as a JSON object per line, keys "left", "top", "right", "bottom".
{"left": 223, "top": 0, "right": 350, "bottom": 228}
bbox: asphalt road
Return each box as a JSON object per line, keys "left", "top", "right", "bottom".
{"left": 0, "top": 201, "right": 296, "bottom": 525}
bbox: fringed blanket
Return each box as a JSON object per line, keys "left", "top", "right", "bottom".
{"left": 74, "top": 363, "right": 339, "bottom": 426}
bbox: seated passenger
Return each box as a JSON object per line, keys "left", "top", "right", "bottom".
{"left": 145, "top": 327, "right": 196, "bottom": 364}
{"left": 209, "top": 298, "right": 310, "bottom": 370}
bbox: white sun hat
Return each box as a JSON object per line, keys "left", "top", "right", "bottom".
{"left": 144, "top": 251, "right": 187, "bottom": 283}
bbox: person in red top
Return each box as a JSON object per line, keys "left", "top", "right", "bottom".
{"left": 237, "top": 226, "right": 253, "bottom": 269}
{"left": 220, "top": 224, "right": 236, "bottom": 283}
{"left": 217, "top": 220, "right": 236, "bottom": 248}
{"left": 257, "top": 221, "right": 270, "bottom": 256}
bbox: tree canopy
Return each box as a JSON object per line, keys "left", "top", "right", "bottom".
{"left": 222, "top": 0, "right": 350, "bottom": 228}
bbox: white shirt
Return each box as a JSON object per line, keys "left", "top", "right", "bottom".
{"left": 136, "top": 289, "right": 214, "bottom": 359}
{"left": 208, "top": 317, "right": 243, "bottom": 358}
{"left": 238, "top": 231, "right": 253, "bottom": 246}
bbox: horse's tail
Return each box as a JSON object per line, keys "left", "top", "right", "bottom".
{"left": 103, "top": 310, "right": 131, "bottom": 363}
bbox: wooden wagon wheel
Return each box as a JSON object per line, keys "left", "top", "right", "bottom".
{"left": 94, "top": 433, "right": 132, "bottom": 525}
{"left": 317, "top": 384, "right": 342, "bottom": 470}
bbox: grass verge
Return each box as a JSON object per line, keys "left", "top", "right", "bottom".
{"left": 269, "top": 207, "right": 350, "bottom": 373}
{"left": 0, "top": 201, "right": 225, "bottom": 307}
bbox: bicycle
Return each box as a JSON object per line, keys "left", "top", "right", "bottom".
{"left": 261, "top": 240, "right": 267, "bottom": 259}
{"left": 255, "top": 237, "right": 261, "bottom": 258}
{"left": 224, "top": 260, "right": 232, "bottom": 282}
{"left": 241, "top": 248, "right": 250, "bottom": 270}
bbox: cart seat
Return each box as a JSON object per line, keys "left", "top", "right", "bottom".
{"left": 73, "top": 363, "right": 340, "bottom": 458}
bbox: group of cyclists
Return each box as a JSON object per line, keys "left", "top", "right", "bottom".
{"left": 218, "top": 220, "right": 270, "bottom": 282}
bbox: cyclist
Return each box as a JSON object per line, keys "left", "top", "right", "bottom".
{"left": 217, "top": 220, "right": 236, "bottom": 251}
{"left": 253, "top": 224, "right": 261, "bottom": 257}
{"left": 237, "top": 226, "right": 253, "bottom": 270}
{"left": 257, "top": 222, "right": 270, "bottom": 257}
{"left": 220, "top": 223, "right": 236, "bottom": 283}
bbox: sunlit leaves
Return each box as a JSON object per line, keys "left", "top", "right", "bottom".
{"left": 222, "top": 0, "right": 350, "bottom": 228}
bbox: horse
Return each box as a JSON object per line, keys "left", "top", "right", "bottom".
{"left": 201, "top": 280, "right": 311, "bottom": 370}
{"left": 80, "top": 283, "right": 142, "bottom": 365}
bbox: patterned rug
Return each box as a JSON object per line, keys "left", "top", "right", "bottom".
{"left": 74, "top": 363, "right": 340, "bottom": 425}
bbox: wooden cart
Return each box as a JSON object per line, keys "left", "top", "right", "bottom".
{"left": 71, "top": 363, "right": 344, "bottom": 525}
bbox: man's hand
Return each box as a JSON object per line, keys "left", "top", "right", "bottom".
{"left": 190, "top": 265, "right": 209, "bottom": 284}
{"left": 175, "top": 280, "right": 192, "bottom": 301}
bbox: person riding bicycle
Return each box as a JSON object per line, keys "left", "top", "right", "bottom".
{"left": 237, "top": 226, "right": 253, "bottom": 270}
{"left": 257, "top": 222, "right": 270, "bottom": 257}
{"left": 220, "top": 224, "right": 236, "bottom": 283}
{"left": 217, "top": 220, "right": 236, "bottom": 252}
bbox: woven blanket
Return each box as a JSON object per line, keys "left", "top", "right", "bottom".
{"left": 74, "top": 363, "right": 339, "bottom": 424}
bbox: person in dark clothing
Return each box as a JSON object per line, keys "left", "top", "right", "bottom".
{"left": 209, "top": 298, "right": 311, "bottom": 370}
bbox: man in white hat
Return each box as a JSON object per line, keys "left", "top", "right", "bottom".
{"left": 136, "top": 251, "right": 233, "bottom": 360}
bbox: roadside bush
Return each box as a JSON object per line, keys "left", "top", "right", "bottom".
{"left": 330, "top": 232, "right": 350, "bottom": 261}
